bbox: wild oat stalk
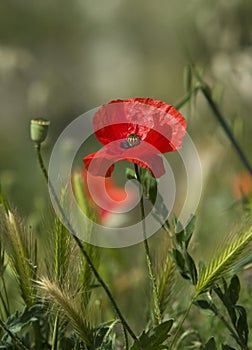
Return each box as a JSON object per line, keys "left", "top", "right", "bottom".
{"left": 156, "top": 248, "right": 175, "bottom": 317}
{"left": 0, "top": 208, "right": 36, "bottom": 307}
{"left": 196, "top": 224, "right": 252, "bottom": 297}
{"left": 37, "top": 277, "right": 94, "bottom": 346}
{"left": 53, "top": 217, "right": 71, "bottom": 286}
{"left": 49, "top": 225, "right": 100, "bottom": 349}
{"left": 49, "top": 217, "right": 72, "bottom": 350}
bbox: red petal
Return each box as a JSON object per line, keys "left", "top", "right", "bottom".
{"left": 83, "top": 152, "right": 115, "bottom": 177}
{"left": 93, "top": 98, "right": 186, "bottom": 152}
{"left": 83, "top": 141, "right": 165, "bottom": 178}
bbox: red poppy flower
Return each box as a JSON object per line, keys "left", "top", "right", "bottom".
{"left": 83, "top": 98, "right": 186, "bottom": 178}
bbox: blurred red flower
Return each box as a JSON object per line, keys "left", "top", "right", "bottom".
{"left": 79, "top": 169, "right": 136, "bottom": 222}
{"left": 83, "top": 98, "right": 186, "bottom": 178}
{"left": 232, "top": 171, "right": 252, "bottom": 199}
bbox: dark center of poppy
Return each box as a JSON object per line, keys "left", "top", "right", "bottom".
{"left": 120, "top": 134, "right": 141, "bottom": 149}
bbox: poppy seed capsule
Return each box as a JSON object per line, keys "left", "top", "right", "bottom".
{"left": 30, "top": 118, "right": 50, "bottom": 144}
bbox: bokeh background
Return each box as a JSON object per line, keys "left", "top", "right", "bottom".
{"left": 0, "top": 0, "right": 252, "bottom": 330}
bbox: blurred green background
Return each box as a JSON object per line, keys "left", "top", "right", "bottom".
{"left": 0, "top": 0, "right": 252, "bottom": 246}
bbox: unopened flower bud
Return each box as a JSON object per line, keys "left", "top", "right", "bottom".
{"left": 30, "top": 118, "right": 50, "bottom": 144}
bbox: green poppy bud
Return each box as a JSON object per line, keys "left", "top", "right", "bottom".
{"left": 30, "top": 118, "right": 50, "bottom": 144}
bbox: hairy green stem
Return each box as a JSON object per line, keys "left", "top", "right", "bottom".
{"left": 134, "top": 164, "right": 162, "bottom": 325}
{"left": 34, "top": 144, "right": 139, "bottom": 349}
{"left": 168, "top": 299, "right": 194, "bottom": 350}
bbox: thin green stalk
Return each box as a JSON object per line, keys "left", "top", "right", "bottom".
{"left": 168, "top": 298, "right": 194, "bottom": 350}
{"left": 134, "top": 164, "right": 162, "bottom": 325}
{"left": 175, "top": 74, "right": 252, "bottom": 175}
{"left": 51, "top": 312, "right": 59, "bottom": 350}
{"left": 0, "top": 318, "right": 30, "bottom": 350}
{"left": 174, "top": 86, "right": 200, "bottom": 110}
{"left": 34, "top": 144, "right": 139, "bottom": 349}
{"left": 200, "top": 86, "right": 252, "bottom": 175}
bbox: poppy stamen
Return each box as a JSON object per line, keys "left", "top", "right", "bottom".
{"left": 121, "top": 134, "right": 141, "bottom": 149}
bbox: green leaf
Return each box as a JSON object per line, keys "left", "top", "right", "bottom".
{"left": 172, "top": 215, "right": 178, "bottom": 230}
{"left": 214, "top": 282, "right": 237, "bottom": 325}
{"left": 184, "top": 214, "right": 196, "bottom": 248}
{"left": 139, "top": 167, "right": 157, "bottom": 206}
{"left": 173, "top": 215, "right": 184, "bottom": 235}
{"left": 94, "top": 326, "right": 110, "bottom": 347}
{"left": 194, "top": 300, "right": 211, "bottom": 310}
{"left": 204, "top": 337, "right": 217, "bottom": 350}
{"left": 228, "top": 275, "right": 240, "bottom": 305}
{"left": 133, "top": 166, "right": 170, "bottom": 228}
{"left": 235, "top": 305, "right": 248, "bottom": 344}
{"left": 130, "top": 320, "right": 173, "bottom": 350}
{"left": 4, "top": 305, "right": 44, "bottom": 334}
{"left": 175, "top": 230, "right": 184, "bottom": 246}
{"left": 222, "top": 345, "right": 236, "bottom": 350}
{"left": 170, "top": 249, "right": 186, "bottom": 275}
{"left": 173, "top": 215, "right": 196, "bottom": 248}
{"left": 148, "top": 319, "right": 173, "bottom": 346}
{"left": 184, "top": 250, "right": 198, "bottom": 285}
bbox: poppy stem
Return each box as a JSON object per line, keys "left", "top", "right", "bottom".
{"left": 134, "top": 164, "right": 162, "bottom": 325}
{"left": 34, "top": 143, "right": 140, "bottom": 349}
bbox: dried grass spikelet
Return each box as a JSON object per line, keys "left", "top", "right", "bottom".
{"left": 0, "top": 208, "right": 36, "bottom": 306}
{"left": 196, "top": 223, "right": 252, "bottom": 297}
{"left": 37, "top": 277, "right": 94, "bottom": 345}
